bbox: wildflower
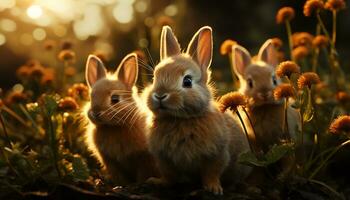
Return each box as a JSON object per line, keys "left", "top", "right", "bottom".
{"left": 93, "top": 51, "right": 108, "bottom": 63}
{"left": 133, "top": 50, "right": 147, "bottom": 62}
{"left": 271, "top": 37, "right": 283, "bottom": 50}
{"left": 336, "top": 91, "right": 350, "bottom": 105}
{"left": 304, "top": 0, "right": 324, "bottom": 17}
{"left": 6, "top": 92, "right": 27, "bottom": 104}
{"left": 29, "top": 65, "right": 45, "bottom": 79}
{"left": 65, "top": 66, "right": 76, "bottom": 77}
{"left": 329, "top": 115, "right": 350, "bottom": 135}
{"left": 41, "top": 72, "right": 55, "bottom": 86}
{"left": 276, "top": 7, "right": 295, "bottom": 24}
{"left": 16, "top": 65, "right": 31, "bottom": 79}
{"left": 297, "top": 72, "right": 321, "bottom": 89}
{"left": 292, "top": 46, "right": 310, "bottom": 60}
{"left": 274, "top": 84, "right": 295, "bottom": 100}
{"left": 325, "top": 0, "right": 346, "bottom": 11}
{"left": 68, "top": 83, "right": 89, "bottom": 101}
{"left": 58, "top": 50, "right": 76, "bottom": 62}
{"left": 312, "top": 35, "right": 329, "bottom": 48}
{"left": 220, "top": 39, "right": 237, "bottom": 55}
{"left": 218, "top": 92, "right": 247, "bottom": 113}
{"left": 58, "top": 97, "right": 79, "bottom": 112}
{"left": 276, "top": 61, "right": 300, "bottom": 79}
{"left": 292, "top": 32, "right": 314, "bottom": 48}
{"left": 157, "top": 16, "right": 174, "bottom": 26}
{"left": 61, "top": 40, "right": 73, "bottom": 50}
{"left": 277, "top": 52, "right": 285, "bottom": 62}
{"left": 44, "top": 40, "right": 56, "bottom": 51}
{"left": 26, "top": 59, "right": 40, "bottom": 67}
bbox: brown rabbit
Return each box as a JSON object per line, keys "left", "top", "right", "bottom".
{"left": 144, "top": 26, "right": 251, "bottom": 195}
{"left": 84, "top": 53, "right": 158, "bottom": 185}
{"left": 231, "top": 40, "right": 301, "bottom": 153}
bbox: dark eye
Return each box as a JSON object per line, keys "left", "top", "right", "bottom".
{"left": 111, "top": 94, "right": 119, "bottom": 104}
{"left": 272, "top": 76, "right": 278, "bottom": 85}
{"left": 248, "top": 78, "right": 253, "bottom": 88}
{"left": 182, "top": 75, "right": 192, "bottom": 88}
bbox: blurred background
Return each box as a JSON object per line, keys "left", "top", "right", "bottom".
{"left": 0, "top": 0, "right": 349, "bottom": 90}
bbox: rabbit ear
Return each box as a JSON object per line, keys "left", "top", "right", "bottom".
{"left": 160, "top": 26, "right": 181, "bottom": 60}
{"left": 115, "top": 53, "right": 138, "bottom": 89}
{"left": 85, "top": 55, "right": 107, "bottom": 88}
{"left": 186, "top": 26, "right": 212, "bottom": 82}
{"left": 258, "top": 39, "right": 278, "bottom": 67}
{"left": 231, "top": 45, "right": 251, "bottom": 77}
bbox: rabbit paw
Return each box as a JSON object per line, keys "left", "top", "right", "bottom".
{"left": 203, "top": 182, "right": 223, "bottom": 195}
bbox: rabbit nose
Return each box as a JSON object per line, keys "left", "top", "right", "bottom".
{"left": 257, "top": 91, "right": 272, "bottom": 100}
{"left": 152, "top": 93, "right": 169, "bottom": 101}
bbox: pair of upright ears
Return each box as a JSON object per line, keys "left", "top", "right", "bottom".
{"left": 231, "top": 39, "right": 278, "bottom": 77}
{"left": 85, "top": 54, "right": 138, "bottom": 90}
{"left": 160, "top": 26, "right": 213, "bottom": 81}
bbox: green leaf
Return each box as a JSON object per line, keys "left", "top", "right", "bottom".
{"left": 238, "top": 143, "right": 294, "bottom": 167}
{"left": 302, "top": 88, "right": 314, "bottom": 123}
{"left": 71, "top": 155, "right": 89, "bottom": 181}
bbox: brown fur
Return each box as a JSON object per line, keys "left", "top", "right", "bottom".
{"left": 84, "top": 54, "right": 158, "bottom": 184}
{"left": 145, "top": 26, "right": 251, "bottom": 195}
{"left": 231, "top": 40, "right": 301, "bottom": 151}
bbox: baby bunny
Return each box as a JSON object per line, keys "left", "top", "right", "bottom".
{"left": 144, "top": 26, "right": 251, "bottom": 195}
{"left": 231, "top": 40, "right": 301, "bottom": 153}
{"left": 84, "top": 53, "right": 158, "bottom": 185}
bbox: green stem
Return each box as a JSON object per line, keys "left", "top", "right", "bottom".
{"left": 309, "top": 140, "right": 350, "bottom": 179}
{"left": 308, "top": 179, "right": 344, "bottom": 200}
{"left": 283, "top": 98, "right": 290, "bottom": 140}
{"left": 285, "top": 20, "right": 294, "bottom": 61}
{"left": 18, "top": 104, "right": 40, "bottom": 134}
{"left": 242, "top": 107, "right": 259, "bottom": 153}
{"left": 311, "top": 48, "right": 320, "bottom": 73}
{"left": 332, "top": 11, "right": 337, "bottom": 46}
{"left": 46, "top": 114, "right": 61, "bottom": 178}
{"left": 0, "top": 111, "right": 11, "bottom": 147}
{"left": 316, "top": 13, "right": 335, "bottom": 51}
{"left": 235, "top": 109, "right": 255, "bottom": 154}
{"left": 2, "top": 105, "right": 28, "bottom": 127}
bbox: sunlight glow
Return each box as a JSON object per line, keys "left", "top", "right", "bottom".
{"left": 0, "top": 34, "right": 6, "bottom": 46}
{"left": 33, "top": 28, "right": 46, "bottom": 41}
{"left": 0, "top": 0, "right": 15, "bottom": 11}
{"left": 113, "top": 3, "right": 134, "bottom": 24}
{"left": 27, "top": 5, "right": 43, "bottom": 19}
{"left": 0, "top": 19, "right": 17, "bottom": 32}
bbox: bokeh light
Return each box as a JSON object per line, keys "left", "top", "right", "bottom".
{"left": 27, "top": 5, "right": 43, "bottom": 19}
{"left": 0, "top": 34, "right": 6, "bottom": 46}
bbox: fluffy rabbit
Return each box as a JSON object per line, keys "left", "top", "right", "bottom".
{"left": 144, "top": 26, "right": 251, "bottom": 195}
{"left": 231, "top": 40, "right": 301, "bottom": 153}
{"left": 84, "top": 53, "right": 158, "bottom": 184}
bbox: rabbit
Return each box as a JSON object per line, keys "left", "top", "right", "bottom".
{"left": 84, "top": 53, "right": 158, "bottom": 185}
{"left": 231, "top": 40, "right": 301, "bottom": 153}
{"left": 143, "top": 26, "right": 251, "bottom": 195}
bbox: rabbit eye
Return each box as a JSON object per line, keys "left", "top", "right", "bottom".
{"left": 110, "top": 94, "right": 119, "bottom": 104}
{"left": 182, "top": 75, "right": 192, "bottom": 88}
{"left": 248, "top": 78, "right": 253, "bottom": 88}
{"left": 272, "top": 76, "right": 278, "bottom": 85}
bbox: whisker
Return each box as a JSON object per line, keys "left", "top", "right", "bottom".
{"left": 145, "top": 48, "right": 155, "bottom": 67}
{"left": 109, "top": 102, "right": 136, "bottom": 121}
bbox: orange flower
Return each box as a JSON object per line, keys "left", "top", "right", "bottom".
{"left": 58, "top": 50, "right": 75, "bottom": 62}
{"left": 59, "top": 97, "right": 79, "bottom": 111}
{"left": 274, "top": 84, "right": 295, "bottom": 100}
{"left": 219, "top": 92, "right": 247, "bottom": 112}
{"left": 16, "top": 65, "right": 31, "bottom": 79}
{"left": 329, "top": 115, "right": 350, "bottom": 135}
{"left": 68, "top": 83, "right": 89, "bottom": 101}
{"left": 65, "top": 66, "right": 76, "bottom": 77}
{"left": 61, "top": 40, "right": 73, "bottom": 50}
{"left": 41, "top": 70, "right": 55, "bottom": 86}
{"left": 220, "top": 39, "right": 237, "bottom": 55}
{"left": 276, "top": 7, "right": 295, "bottom": 24}
{"left": 276, "top": 61, "right": 300, "bottom": 79}
{"left": 271, "top": 37, "right": 283, "bottom": 50}
{"left": 292, "top": 46, "right": 310, "bottom": 60}
{"left": 292, "top": 32, "right": 314, "bottom": 48}
{"left": 93, "top": 51, "right": 108, "bottom": 63}
{"left": 304, "top": 0, "right": 324, "bottom": 17}
{"left": 6, "top": 92, "right": 28, "bottom": 104}
{"left": 157, "top": 16, "right": 174, "bottom": 26}
{"left": 297, "top": 72, "right": 321, "bottom": 89}
{"left": 325, "top": 0, "right": 346, "bottom": 11}
{"left": 336, "top": 91, "right": 350, "bottom": 105}
{"left": 29, "top": 65, "right": 45, "bottom": 79}
{"left": 44, "top": 40, "right": 56, "bottom": 51}
{"left": 312, "top": 35, "right": 329, "bottom": 48}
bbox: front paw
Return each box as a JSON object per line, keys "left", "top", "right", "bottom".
{"left": 146, "top": 177, "right": 169, "bottom": 187}
{"left": 203, "top": 181, "right": 223, "bottom": 195}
